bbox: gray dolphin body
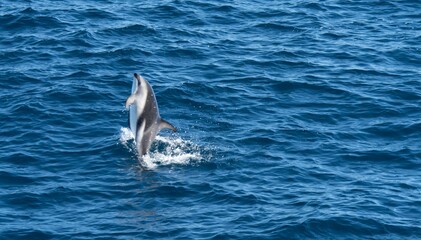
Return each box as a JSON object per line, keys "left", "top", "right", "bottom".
{"left": 125, "top": 73, "right": 176, "bottom": 156}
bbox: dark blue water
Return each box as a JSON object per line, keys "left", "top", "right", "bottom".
{"left": 1, "top": 0, "right": 420, "bottom": 239}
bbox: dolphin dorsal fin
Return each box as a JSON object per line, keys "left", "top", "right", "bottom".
{"left": 159, "top": 119, "right": 177, "bottom": 132}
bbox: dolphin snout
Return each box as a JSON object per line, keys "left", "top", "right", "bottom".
{"left": 134, "top": 73, "right": 142, "bottom": 79}
{"left": 134, "top": 73, "right": 143, "bottom": 85}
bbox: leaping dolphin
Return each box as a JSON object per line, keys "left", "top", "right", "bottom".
{"left": 125, "top": 73, "right": 176, "bottom": 156}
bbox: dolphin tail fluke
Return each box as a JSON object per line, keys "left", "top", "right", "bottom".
{"left": 125, "top": 94, "right": 136, "bottom": 109}
{"left": 159, "top": 119, "right": 177, "bottom": 132}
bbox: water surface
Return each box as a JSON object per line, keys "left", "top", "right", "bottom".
{"left": 1, "top": 0, "right": 420, "bottom": 239}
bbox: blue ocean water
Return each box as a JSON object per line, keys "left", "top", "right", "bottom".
{"left": 1, "top": 0, "right": 420, "bottom": 239}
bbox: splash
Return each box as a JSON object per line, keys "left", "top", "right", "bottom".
{"left": 119, "top": 127, "right": 203, "bottom": 169}
{"left": 120, "top": 127, "right": 135, "bottom": 142}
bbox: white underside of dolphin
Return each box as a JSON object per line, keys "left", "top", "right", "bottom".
{"left": 125, "top": 73, "right": 176, "bottom": 156}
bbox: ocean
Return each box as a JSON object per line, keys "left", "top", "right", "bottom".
{"left": 0, "top": 0, "right": 420, "bottom": 239}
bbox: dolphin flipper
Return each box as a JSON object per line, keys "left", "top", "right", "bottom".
{"left": 125, "top": 94, "right": 136, "bottom": 109}
{"left": 159, "top": 119, "right": 177, "bottom": 132}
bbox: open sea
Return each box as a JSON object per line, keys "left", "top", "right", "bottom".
{"left": 1, "top": 0, "right": 420, "bottom": 239}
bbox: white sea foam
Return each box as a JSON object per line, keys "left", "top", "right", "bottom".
{"left": 119, "top": 127, "right": 203, "bottom": 169}
{"left": 120, "top": 127, "right": 135, "bottom": 142}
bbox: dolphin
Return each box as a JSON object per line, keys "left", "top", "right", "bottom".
{"left": 125, "top": 73, "right": 176, "bottom": 156}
